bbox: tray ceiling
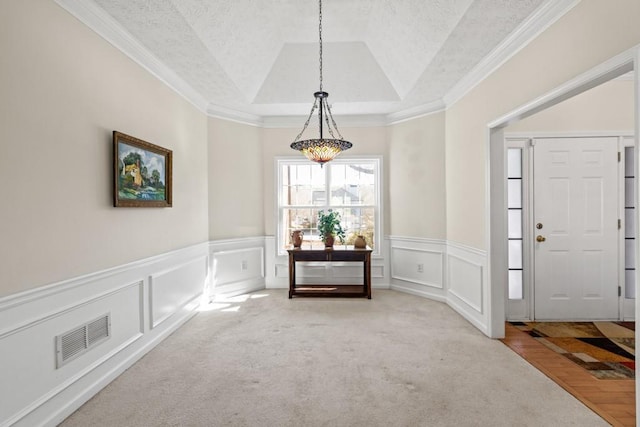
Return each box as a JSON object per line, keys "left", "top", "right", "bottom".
{"left": 65, "top": 0, "right": 569, "bottom": 122}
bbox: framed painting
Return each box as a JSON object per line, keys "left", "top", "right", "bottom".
{"left": 113, "top": 131, "right": 173, "bottom": 207}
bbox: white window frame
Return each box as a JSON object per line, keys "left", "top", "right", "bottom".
{"left": 275, "top": 156, "right": 382, "bottom": 257}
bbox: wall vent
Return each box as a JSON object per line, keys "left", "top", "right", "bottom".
{"left": 56, "top": 313, "right": 111, "bottom": 368}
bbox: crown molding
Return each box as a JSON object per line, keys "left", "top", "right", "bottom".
{"left": 443, "top": 0, "right": 581, "bottom": 108}
{"left": 504, "top": 130, "right": 634, "bottom": 139}
{"left": 206, "top": 104, "right": 264, "bottom": 127}
{"left": 262, "top": 114, "right": 389, "bottom": 128}
{"left": 385, "top": 100, "right": 446, "bottom": 125}
{"left": 54, "top": 0, "right": 582, "bottom": 127}
{"left": 54, "top": 0, "right": 209, "bottom": 113}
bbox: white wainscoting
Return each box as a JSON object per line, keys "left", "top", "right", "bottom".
{"left": 0, "top": 243, "right": 208, "bottom": 427}
{"left": 446, "top": 241, "right": 489, "bottom": 335}
{"left": 264, "top": 236, "right": 390, "bottom": 290}
{"left": 389, "top": 237, "right": 446, "bottom": 301}
{"left": 388, "top": 236, "right": 489, "bottom": 336}
{"left": 209, "top": 237, "right": 266, "bottom": 299}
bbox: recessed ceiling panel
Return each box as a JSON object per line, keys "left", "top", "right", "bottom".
{"left": 254, "top": 42, "right": 399, "bottom": 105}
{"left": 81, "top": 0, "right": 554, "bottom": 119}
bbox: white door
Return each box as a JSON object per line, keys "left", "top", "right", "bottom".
{"left": 533, "top": 137, "right": 619, "bottom": 320}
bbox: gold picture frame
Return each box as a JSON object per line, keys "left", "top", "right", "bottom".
{"left": 113, "top": 131, "right": 172, "bottom": 208}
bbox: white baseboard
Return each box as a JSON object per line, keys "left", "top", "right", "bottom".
{"left": 390, "top": 283, "right": 446, "bottom": 302}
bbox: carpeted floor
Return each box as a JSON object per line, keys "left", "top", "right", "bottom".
{"left": 509, "top": 321, "right": 635, "bottom": 379}
{"left": 61, "top": 290, "right": 608, "bottom": 426}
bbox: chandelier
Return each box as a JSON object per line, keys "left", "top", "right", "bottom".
{"left": 290, "top": 0, "right": 352, "bottom": 165}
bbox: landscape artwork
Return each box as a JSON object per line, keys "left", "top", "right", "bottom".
{"left": 113, "top": 131, "right": 172, "bottom": 207}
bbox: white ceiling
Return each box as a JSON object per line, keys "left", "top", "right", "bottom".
{"left": 59, "top": 0, "right": 577, "bottom": 124}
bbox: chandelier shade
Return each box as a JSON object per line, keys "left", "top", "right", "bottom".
{"left": 290, "top": 0, "right": 353, "bottom": 165}
{"left": 290, "top": 138, "right": 353, "bottom": 165}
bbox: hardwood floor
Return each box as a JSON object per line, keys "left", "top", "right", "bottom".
{"left": 501, "top": 323, "right": 635, "bottom": 427}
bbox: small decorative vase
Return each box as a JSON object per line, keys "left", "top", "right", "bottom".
{"left": 291, "top": 230, "right": 304, "bottom": 248}
{"left": 354, "top": 235, "right": 366, "bottom": 249}
{"left": 324, "top": 234, "right": 335, "bottom": 248}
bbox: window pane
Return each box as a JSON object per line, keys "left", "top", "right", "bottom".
{"left": 281, "top": 208, "right": 322, "bottom": 251}
{"left": 625, "top": 177, "right": 635, "bottom": 209}
{"left": 626, "top": 208, "right": 635, "bottom": 239}
{"left": 625, "top": 147, "right": 634, "bottom": 177}
{"left": 329, "top": 163, "right": 375, "bottom": 206}
{"left": 508, "top": 240, "right": 522, "bottom": 269}
{"left": 508, "top": 270, "right": 523, "bottom": 300}
{"left": 508, "top": 210, "right": 522, "bottom": 239}
{"left": 626, "top": 239, "right": 636, "bottom": 269}
{"left": 334, "top": 207, "right": 376, "bottom": 249}
{"left": 626, "top": 269, "right": 636, "bottom": 299}
{"left": 281, "top": 164, "right": 326, "bottom": 206}
{"left": 507, "top": 180, "right": 522, "bottom": 209}
{"left": 507, "top": 149, "right": 522, "bottom": 179}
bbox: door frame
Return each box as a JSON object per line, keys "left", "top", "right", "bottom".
{"left": 504, "top": 133, "right": 634, "bottom": 321}
{"left": 486, "top": 46, "right": 637, "bottom": 339}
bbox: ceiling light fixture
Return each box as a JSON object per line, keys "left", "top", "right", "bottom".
{"left": 290, "top": 0, "right": 352, "bottom": 166}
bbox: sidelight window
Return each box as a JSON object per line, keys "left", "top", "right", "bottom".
{"left": 507, "top": 148, "right": 524, "bottom": 300}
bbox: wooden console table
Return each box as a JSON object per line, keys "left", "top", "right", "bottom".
{"left": 287, "top": 247, "right": 372, "bottom": 299}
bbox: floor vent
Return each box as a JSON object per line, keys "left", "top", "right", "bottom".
{"left": 56, "top": 313, "right": 111, "bottom": 368}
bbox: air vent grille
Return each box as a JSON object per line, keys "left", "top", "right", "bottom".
{"left": 56, "top": 313, "right": 111, "bottom": 368}
{"left": 61, "top": 326, "right": 87, "bottom": 361}
{"left": 87, "top": 316, "right": 109, "bottom": 346}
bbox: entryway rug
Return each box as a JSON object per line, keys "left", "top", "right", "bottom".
{"left": 509, "top": 321, "right": 635, "bottom": 380}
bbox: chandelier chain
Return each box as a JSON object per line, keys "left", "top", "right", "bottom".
{"left": 322, "top": 103, "right": 336, "bottom": 139}
{"left": 324, "top": 101, "right": 344, "bottom": 140}
{"left": 293, "top": 98, "right": 318, "bottom": 142}
{"left": 318, "top": 0, "right": 323, "bottom": 91}
{"left": 289, "top": 0, "right": 352, "bottom": 165}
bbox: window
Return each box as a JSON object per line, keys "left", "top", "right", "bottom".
{"left": 625, "top": 146, "right": 636, "bottom": 299}
{"left": 507, "top": 147, "right": 524, "bottom": 300}
{"left": 277, "top": 157, "right": 381, "bottom": 255}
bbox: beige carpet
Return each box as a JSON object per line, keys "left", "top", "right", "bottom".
{"left": 61, "top": 290, "right": 607, "bottom": 426}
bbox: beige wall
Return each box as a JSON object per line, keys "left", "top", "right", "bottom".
{"left": 208, "top": 118, "right": 264, "bottom": 239}
{"left": 261, "top": 126, "right": 389, "bottom": 236}
{"left": 5, "top": 0, "right": 639, "bottom": 299}
{"left": 446, "top": 0, "right": 640, "bottom": 249}
{"left": 388, "top": 112, "right": 446, "bottom": 238}
{"left": 509, "top": 78, "right": 634, "bottom": 133}
{"left": 0, "top": 0, "right": 209, "bottom": 297}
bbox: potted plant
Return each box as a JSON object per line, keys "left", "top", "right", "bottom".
{"left": 317, "top": 209, "right": 346, "bottom": 248}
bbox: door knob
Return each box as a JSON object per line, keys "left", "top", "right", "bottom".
{"left": 536, "top": 235, "right": 546, "bottom": 242}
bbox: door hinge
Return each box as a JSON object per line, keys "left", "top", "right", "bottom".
{"left": 619, "top": 285, "right": 622, "bottom": 297}
{"left": 618, "top": 151, "right": 622, "bottom": 162}
{"left": 619, "top": 219, "right": 622, "bottom": 229}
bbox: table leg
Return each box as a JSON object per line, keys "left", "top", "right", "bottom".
{"left": 288, "top": 254, "right": 295, "bottom": 299}
{"left": 366, "top": 254, "right": 371, "bottom": 299}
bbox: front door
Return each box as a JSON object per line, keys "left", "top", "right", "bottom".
{"left": 533, "top": 137, "right": 619, "bottom": 320}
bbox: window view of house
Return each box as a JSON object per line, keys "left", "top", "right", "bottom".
{"left": 278, "top": 159, "right": 379, "bottom": 253}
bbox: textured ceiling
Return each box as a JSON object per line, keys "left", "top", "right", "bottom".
{"left": 87, "top": 0, "right": 547, "bottom": 120}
